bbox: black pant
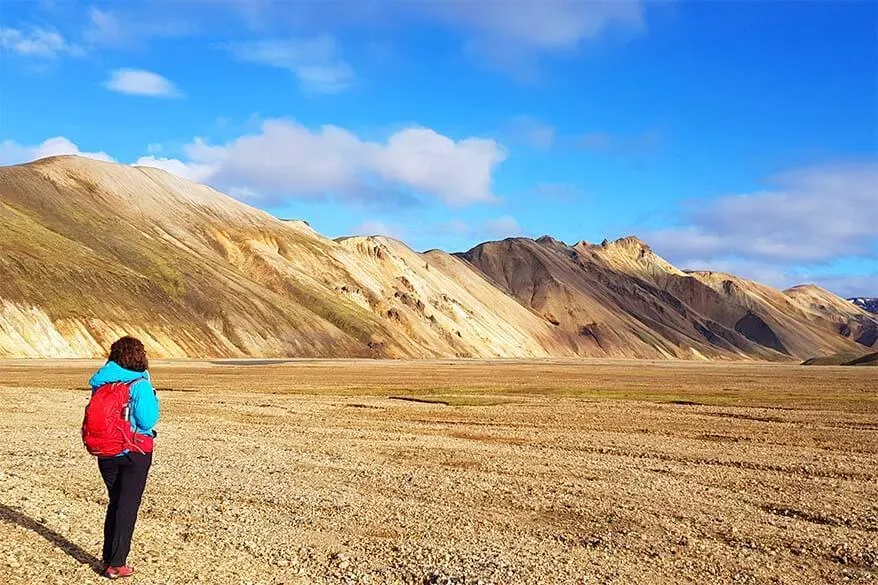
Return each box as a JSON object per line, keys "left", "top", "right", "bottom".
{"left": 98, "top": 452, "right": 152, "bottom": 567}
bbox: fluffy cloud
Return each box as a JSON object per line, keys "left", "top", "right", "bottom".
{"left": 808, "top": 273, "right": 878, "bottom": 299}
{"left": 644, "top": 162, "right": 878, "bottom": 296}
{"left": 1, "top": 122, "right": 504, "bottom": 207}
{"left": 224, "top": 36, "right": 354, "bottom": 93}
{"left": 0, "top": 136, "right": 113, "bottom": 165}
{"left": 189, "top": 1, "right": 647, "bottom": 79}
{"left": 14, "top": 2, "right": 646, "bottom": 84}
{"left": 133, "top": 156, "right": 214, "bottom": 183}
{"left": 169, "top": 119, "right": 505, "bottom": 206}
{"left": 664, "top": 259, "right": 878, "bottom": 298}
{"left": 669, "top": 257, "right": 878, "bottom": 298}
{"left": 377, "top": 128, "right": 504, "bottom": 205}
{"left": 0, "top": 26, "right": 83, "bottom": 58}
{"left": 648, "top": 163, "right": 878, "bottom": 266}
{"left": 105, "top": 69, "right": 182, "bottom": 97}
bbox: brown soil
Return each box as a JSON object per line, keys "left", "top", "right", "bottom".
{"left": 1, "top": 359, "right": 876, "bottom": 584}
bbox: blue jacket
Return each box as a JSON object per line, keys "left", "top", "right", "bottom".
{"left": 89, "top": 361, "right": 160, "bottom": 437}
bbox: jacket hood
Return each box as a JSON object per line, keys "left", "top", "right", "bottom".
{"left": 89, "top": 361, "right": 150, "bottom": 389}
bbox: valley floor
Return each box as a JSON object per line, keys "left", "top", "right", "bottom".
{"left": 0, "top": 360, "right": 876, "bottom": 584}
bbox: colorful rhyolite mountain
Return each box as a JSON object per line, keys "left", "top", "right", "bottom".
{"left": 1, "top": 156, "right": 875, "bottom": 360}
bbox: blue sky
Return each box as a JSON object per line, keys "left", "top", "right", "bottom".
{"left": 1, "top": 0, "right": 876, "bottom": 296}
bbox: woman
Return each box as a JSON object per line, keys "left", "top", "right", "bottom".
{"left": 87, "top": 336, "right": 159, "bottom": 579}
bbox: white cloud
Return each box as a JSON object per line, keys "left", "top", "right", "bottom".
{"left": 436, "top": 0, "right": 644, "bottom": 50}
{"left": 808, "top": 273, "right": 878, "bottom": 299}
{"left": 191, "top": 0, "right": 645, "bottom": 53}
{"left": 647, "top": 162, "right": 878, "bottom": 266}
{"left": 643, "top": 162, "right": 878, "bottom": 296}
{"left": 0, "top": 138, "right": 214, "bottom": 186}
{"left": 133, "top": 156, "right": 214, "bottom": 183}
{"left": 105, "top": 69, "right": 182, "bottom": 97}
{"left": 0, "top": 124, "right": 504, "bottom": 211}
{"left": 0, "top": 136, "right": 114, "bottom": 165}
{"left": 174, "top": 118, "right": 505, "bottom": 206}
{"left": 429, "top": 0, "right": 645, "bottom": 75}
{"left": 674, "top": 257, "right": 878, "bottom": 299}
{"left": 378, "top": 128, "right": 504, "bottom": 205}
{"left": 224, "top": 36, "right": 354, "bottom": 93}
{"left": 0, "top": 26, "right": 83, "bottom": 58}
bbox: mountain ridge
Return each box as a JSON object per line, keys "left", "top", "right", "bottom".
{"left": 1, "top": 155, "right": 875, "bottom": 360}
{"left": 849, "top": 297, "right": 878, "bottom": 314}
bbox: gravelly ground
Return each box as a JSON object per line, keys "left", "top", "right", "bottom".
{"left": 0, "top": 359, "right": 876, "bottom": 584}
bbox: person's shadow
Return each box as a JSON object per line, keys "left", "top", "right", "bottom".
{"left": 0, "top": 503, "right": 102, "bottom": 573}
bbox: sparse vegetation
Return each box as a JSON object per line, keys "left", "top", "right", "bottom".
{"left": 281, "top": 276, "right": 383, "bottom": 346}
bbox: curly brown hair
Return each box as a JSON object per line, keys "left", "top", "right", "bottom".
{"left": 108, "top": 336, "right": 149, "bottom": 372}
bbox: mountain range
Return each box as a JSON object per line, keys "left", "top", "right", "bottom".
{"left": 1, "top": 155, "right": 875, "bottom": 361}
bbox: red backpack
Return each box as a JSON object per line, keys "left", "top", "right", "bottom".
{"left": 82, "top": 381, "right": 154, "bottom": 457}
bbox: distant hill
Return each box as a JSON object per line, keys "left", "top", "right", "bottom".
{"left": 849, "top": 297, "right": 878, "bottom": 314}
{"left": 460, "top": 236, "right": 877, "bottom": 361}
{"left": 803, "top": 351, "right": 878, "bottom": 366}
{"left": 845, "top": 352, "right": 878, "bottom": 366}
{"left": 1, "top": 155, "right": 877, "bottom": 360}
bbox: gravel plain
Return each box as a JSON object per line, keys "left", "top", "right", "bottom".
{"left": 0, "top": 359, "right": 876, "bottom": 584}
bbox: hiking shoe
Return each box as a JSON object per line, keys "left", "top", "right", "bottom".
{"left": 104, "top": 565, "right": 134, "bottom": 579}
